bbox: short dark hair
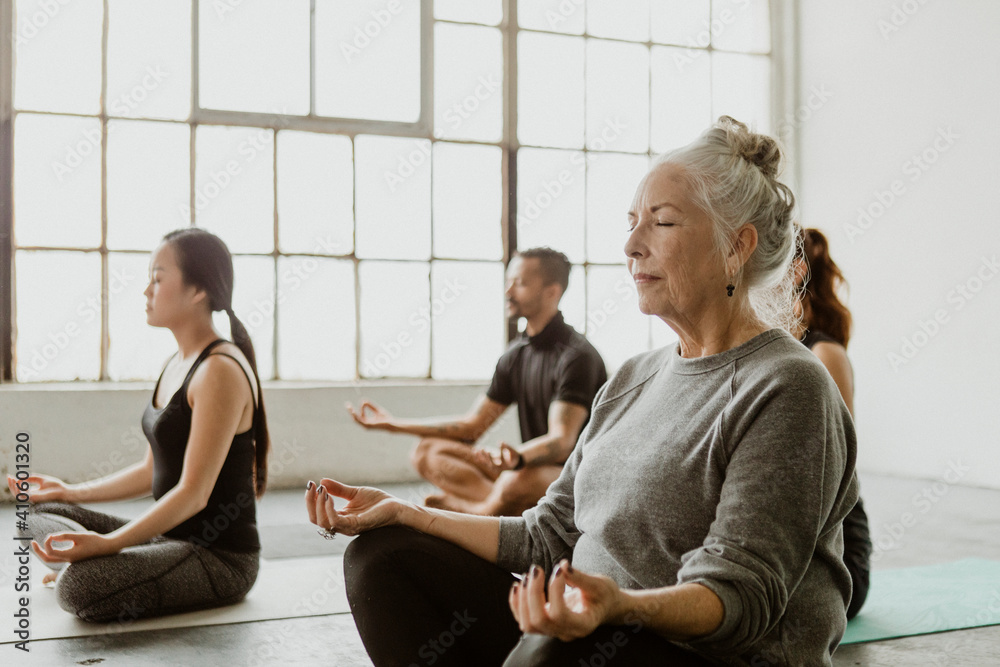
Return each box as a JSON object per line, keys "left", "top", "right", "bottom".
{"left": 515, "top": 247, "right": 571, "bottom": 294}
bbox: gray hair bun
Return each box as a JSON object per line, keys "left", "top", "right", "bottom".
{"left": 718, "top": 115, "right": 783, "bottom": 179}
{"left": 651, "top": 116, "right": 798, "bottom": 331}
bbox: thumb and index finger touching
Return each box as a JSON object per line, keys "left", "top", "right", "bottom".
{"left": 7, "top": 474, "right": 49, "bottom": 498}
{"left": 344, "top": 399, "right": 387, "bottom": 424}
{"left": 318, "top": 478, "right": 359, "bottom": 501}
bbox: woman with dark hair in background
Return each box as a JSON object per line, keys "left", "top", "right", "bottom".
{"left": 794, "top": 225, "right": 872, "bottom": 620}
{"left": 8, "top": 228, "right": 269, "bottom": 622}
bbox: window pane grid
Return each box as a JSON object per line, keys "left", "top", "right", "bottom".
{"left": 5, "top": 0, "right": 774, "bottom": 382}
{"left": 515, "top": 2, "right": 772, "bottom": 370}
{"left": 516, "top": 1, "right": 772, "bottom": 53}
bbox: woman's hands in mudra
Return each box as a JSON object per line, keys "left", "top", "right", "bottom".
{"left": 7, "top": 473, "right": 75, "bottom": 503}
{"left": 305, "top": 479, "right": 409, "bottom": 536}
{"left": 510, "top": 560, "right": 628, "bottom": 642}
{"left": 31, "top": 532, "right": 121, "bottom": 564}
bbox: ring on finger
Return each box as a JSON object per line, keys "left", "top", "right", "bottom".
{"left": 316, "top": 527, "right": 336, "bottom": 540}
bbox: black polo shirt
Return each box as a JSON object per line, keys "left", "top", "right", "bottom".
{"left": 486, "top": 312, "right": 608, "bottom": 443}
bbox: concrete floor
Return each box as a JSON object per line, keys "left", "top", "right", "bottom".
{"left": 3, "top": 473, "right": 1000, "bottom": 666}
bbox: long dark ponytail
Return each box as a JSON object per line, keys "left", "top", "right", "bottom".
{"left": 163, "top": 228, "right": 270, "bottom": 497}
{"left": 799, "top": 227, "right": 852, "bottom": 348}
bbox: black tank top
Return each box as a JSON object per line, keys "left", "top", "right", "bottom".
{"left": 801, "top": 329, "right": 839, "bottom": 350}
{"left": 142, "top": 339, "right": 261, "bottom": 553}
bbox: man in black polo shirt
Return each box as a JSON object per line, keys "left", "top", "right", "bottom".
{"left": 347, "top": 247, "right": 607, "bottom": 516}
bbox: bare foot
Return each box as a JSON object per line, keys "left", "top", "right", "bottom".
{"left": 424, "top": 492, "right": 487, "bottom": 515}
{"left": 423, "top": 493, "right": 449, "bottom": 509}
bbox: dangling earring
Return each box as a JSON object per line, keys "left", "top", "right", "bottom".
{"left": 726, "top": 283, "right": 735, "bottom": 297}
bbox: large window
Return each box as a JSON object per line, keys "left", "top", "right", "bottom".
{"left": 1, "top": 0, "right": 776, "bottom": 383}
{"left": 516, "top": 0, "right": 774, "bottom": 371}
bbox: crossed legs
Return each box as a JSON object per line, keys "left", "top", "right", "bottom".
{"left": 411, "top": 437, "right": 562, "bottom": 517}
{"left": 22, "top": 503, "right": 259, "bottom": 622}
{"left": 345, "top": 526, "right": 715, "bottom": 667}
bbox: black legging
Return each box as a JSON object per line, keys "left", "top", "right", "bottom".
{"left": 844, "top": 498, "right": 872, "bottom": 620}
{"left": 344, "top": 526, "right": 714, "bottom": 666}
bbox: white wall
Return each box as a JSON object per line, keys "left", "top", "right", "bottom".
{"left": 796, "top": 1, "right": 1000, "bottom": 487}
{"left": 0, "top": 383, "right": 522, "bottom": 495}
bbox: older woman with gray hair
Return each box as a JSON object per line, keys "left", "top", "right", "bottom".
{"left": 306, "top": 116, "right": 858, "bottom": 666}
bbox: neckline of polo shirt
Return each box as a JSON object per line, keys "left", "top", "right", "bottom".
{"left": 527, "top": 311, "right": 569, "bottom": 349}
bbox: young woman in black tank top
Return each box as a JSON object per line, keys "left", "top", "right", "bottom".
{"left": 7, "top": 228, "right": 271, "bottom": 622}
{"left": 794, "top": 226, "right": 872, "bottom": 620}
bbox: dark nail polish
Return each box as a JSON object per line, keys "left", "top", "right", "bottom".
{"left": 553, "top": 563, "right": 564, "bottom": 578}
{"left": 307, "top": 481, "right": 315, "bottom": 490}
{"left": 530, "top": 565, "right": 540, "bottom": 579}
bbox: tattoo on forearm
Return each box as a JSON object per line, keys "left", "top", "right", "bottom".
{"left": 430, "top": 422, "right": 474, "bottom": 444}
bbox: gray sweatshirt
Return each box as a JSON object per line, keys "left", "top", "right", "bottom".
{"left": 497, "top": 329, "right": 858, "bottom": 666}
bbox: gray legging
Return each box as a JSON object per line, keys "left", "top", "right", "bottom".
{"left": 22, "top": 502, "right": 259, "bottom": 623}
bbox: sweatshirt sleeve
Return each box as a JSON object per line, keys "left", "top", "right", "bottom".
{"left": 496, "top": 425, "right": 585, "bottom": 574}
{"left": 676, "top": 358, "right": 857, "bottom": 655}
{"left": 495, "top": 378, "right": 611, "bottom": 573}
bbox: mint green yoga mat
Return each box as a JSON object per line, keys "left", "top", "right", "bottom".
{"left": 841, "top": 558, "right": 1000, "bottom": 644}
